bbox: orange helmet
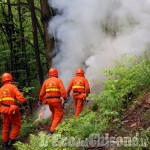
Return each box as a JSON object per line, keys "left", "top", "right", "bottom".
{"left": 2, "top": 73, "right": 13, "bottom": 84}
{"left": 49, "top": 68, "right": 58, "bottom": 77}
{"left": 76, "top": 68, "right": 84, "bottom": 76}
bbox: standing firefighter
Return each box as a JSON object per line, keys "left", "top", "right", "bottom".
{"left": 0, "top": 73, "right": 27, "bottom": 148}
{"left": 39, "top": 68, "right": 67, "bottom": 134}
{"left": 67, "top": 68, "right": 90, "bottom": 117}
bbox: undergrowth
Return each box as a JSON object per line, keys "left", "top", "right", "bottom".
{"left": 14, "top": 53, "right": 150, "bottom": 149}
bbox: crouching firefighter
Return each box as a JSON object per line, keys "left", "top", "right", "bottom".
{"left": 0, "top": 73, "right": 27, "bottom": 148}
{"left": 39, "top": 68, "right": 67, "bottom": 134}
{"left": 67, "top": 68, "right": 90, "bottom": 117}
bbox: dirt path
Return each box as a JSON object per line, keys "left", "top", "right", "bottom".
{"left": 121, "top": 93, "right": 150, "bottom": 133}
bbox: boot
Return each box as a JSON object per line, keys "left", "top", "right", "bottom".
{"left": 8, "top": 139, "right": 15, "bottom": 146}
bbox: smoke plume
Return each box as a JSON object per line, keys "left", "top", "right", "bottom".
{"left": 48, "top": 0, "right": 150, "bottom": 93}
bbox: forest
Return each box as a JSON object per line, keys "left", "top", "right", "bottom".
{"left": 0, "top": 0, "right": 150, "bottom": 150}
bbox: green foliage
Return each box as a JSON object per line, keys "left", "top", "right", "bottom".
{"left": 19, "top": 116, "right": 36, "bottom": 139}
{"left": 22, "top": 86, "right": 35, "bottom": 101}
{"left": 14, "top": 53, "right": 150, "bottom": 149}
{"left": 57, "top": 110, "right": 108, "bottom": 139}
{"left": 140, "top": 127, "right": 150, "bottom": 148}
{"left": 18, "top": 116, "right": 49, "bottom": 141}
{"left": 15, "top": 132, "right": 54, "bottom": 150}
{"left": 0, "top": 0, "right": 47, "bottom": 87}
{"left": 95, "top": 54, "right": 150, "bottom": 114}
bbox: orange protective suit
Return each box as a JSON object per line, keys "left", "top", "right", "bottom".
{"left": 67, "top": 72, "right": 90, "bottom": 117}
{"left": 39, "top": 76, "right": 67, "bottom": 133}
{"left": 0, "top": 82, "right": 26, "bottom": 143}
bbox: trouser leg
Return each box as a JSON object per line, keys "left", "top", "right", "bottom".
{"left": 2, "top": 114, "right": 10, "bottom": 143}
{"left": 9, "top": 112, "right": 21, "bottom": 140}
{"left": 75, "top": 99, "right": 84, "bottom": 117}
{"left": 50, "top": 102, "right": 63, "bottom": 132}
{"left": 49, "top": 104, "right": 54, "bottom": 131}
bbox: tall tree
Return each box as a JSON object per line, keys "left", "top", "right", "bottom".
{"left": 40, "top": 0, "right": 54, "bottom": 68}
{"left": 6, "top": 0, "right": 15, "bottom": 73}
{"left": 17, "top": 0, "right": 30, "bottom": 86}
{"left": 26, "top": 0, "right": 44, "bottom": 86}
{"left": 0, "top": 0, "right": 54, "bottom": 87}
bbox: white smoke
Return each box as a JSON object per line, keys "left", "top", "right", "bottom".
{"left": 48, "top": 0, "right": 150, "bottom": 93}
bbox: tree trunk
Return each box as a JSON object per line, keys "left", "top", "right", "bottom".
{"left": 40, "top": 0, "right": 54, "bottom": 68}
{"left": 27, "top": 0, "right": 44, "bottom": 86}
{"left": 6, "top": 0, "right": 15, "bottom": 74}
{"left": 17, "top": 0, "right": 30, "bottom": 86}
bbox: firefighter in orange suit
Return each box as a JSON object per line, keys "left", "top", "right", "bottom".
{"left": 39, "top": 68, "right": 67, "bottom": 134}
{"left": 67, "top": 68, "right": 90, "bottom": 117}
{"left": 0, "top": 73, "right": 27, "bottom": 148}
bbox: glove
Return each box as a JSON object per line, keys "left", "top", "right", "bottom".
{"left": 22, "top": 102, "right": 29, "bottom": 110}
{"left": 63, "top": 100, "right": 68, "bottom": 104}
{"left": 62, "top": 100, "right": 68, "bottom": 109}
